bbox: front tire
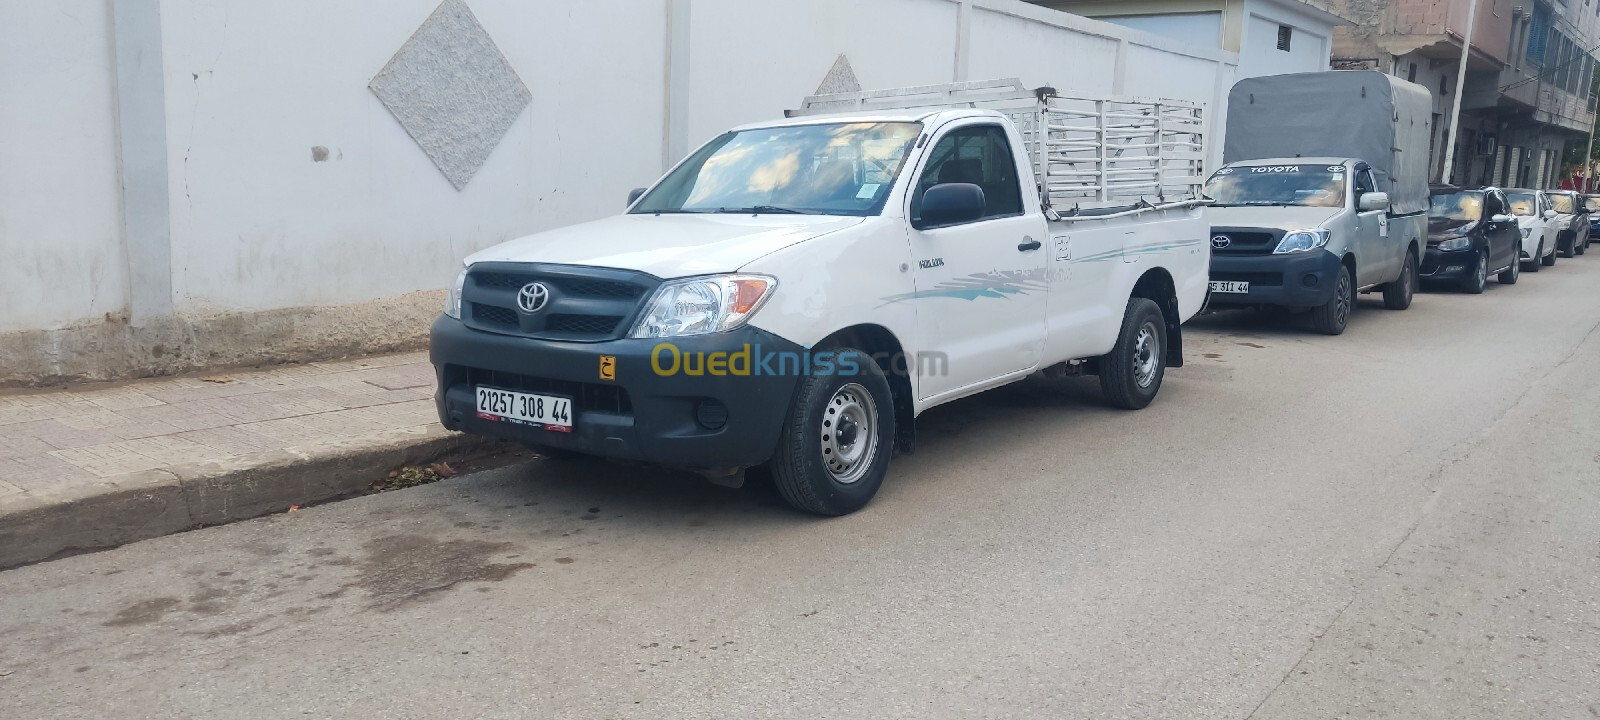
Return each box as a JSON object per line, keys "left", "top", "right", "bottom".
{"left": 1498, "top": 251, "right": 1520, "bottom": 284}
{"left": 1527, "top": 242, "right": 1543, "bottom": 272}
{"left": 1310, "top": 264, "right": 1354, "bottom": 335}
{"left": 1461, "top": 249, "right": 1488, "bottom": 294}
{"left": 1561, "top": 234, "right": 1576, "bottom": 258}
{"left": 1542, "top": 243, "right": 1558, "bottom": 267}
{"left": 1098, "top": 298, "right": 1167, "bottom": 410}
{"left": 1383, "top": 251, "right": 1417, "bottom": 309}
{"left": 769, "top": 348, "right": 895, "bottom": 516}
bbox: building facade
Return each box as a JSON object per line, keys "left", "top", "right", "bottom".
{"left": 1028, "top": 0, "right": 1350, "bottom": 79}
{"left": 1330, "top": 0, "right": 1600, "bottom": 190}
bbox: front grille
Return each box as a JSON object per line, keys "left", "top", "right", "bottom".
{"left": 1211, "top": 271, "right": 1283, "bottom": 286}
{"left": 460, "top": 263, "right": 657, "bottom": 342}
{"left": 471, "top": 303, "right": 518, "bottom": 328}
{"left": 1211, "top": 229, "right": 1283, "bottom": 255}
{"left": 546, "top": 314, "right": 622, "bottom": 335}
{"left": 468, "top": 369, "right": 632, "bottom": 415}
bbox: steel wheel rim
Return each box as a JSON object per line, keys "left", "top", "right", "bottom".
{"left": 820, "top": 383, "right": 878, "bottom": 485}
{"left": 1403, "top": 256, "right": 1415, "bottom": 298}
{"left": 1133, "top": 321, "right": 1161, "bottom": 389}
{"left": 1475, "top": 251, "right": 1487, "bottom": 288}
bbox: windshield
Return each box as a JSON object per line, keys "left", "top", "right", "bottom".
{"left": 1548, "top": 193, "right": 1574, "bottom": 214}
{"left": 1507, "top": 193, "right": 1537, "bottom": 217}
{"left": 1429, "top": 191, "right": 1483, "bottom": 222}
{"left": 1586, "top": 196, "right": 1600, "bottom": 212}
{"left": 631, "top": 122, "right": 922, "bottom": 216}
{"left": 1203, "top": 164, "right": 1347, "bottom": 208}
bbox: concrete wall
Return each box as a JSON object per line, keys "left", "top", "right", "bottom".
{"left": 1240, "top": 0, "right": 1333, "bottom": 77}
{"left": 1095, "top": 13, "right": 1226, "bottom": 47}
{"left": 0, "top": 0, "right": 1235, "bottom": 385}
{"left": 0, "top": 0, "right": 128, "bottom": 335}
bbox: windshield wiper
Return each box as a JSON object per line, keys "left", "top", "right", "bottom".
{"left": 717, "top": 205, "right": 804, "bottom": 215}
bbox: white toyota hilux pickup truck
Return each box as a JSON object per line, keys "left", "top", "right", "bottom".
{"left": 431, "top": 80, "right": 1212, "bottom": 515}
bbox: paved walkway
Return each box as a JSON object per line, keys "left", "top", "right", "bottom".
{"left": 0, "top": 352, "right": 449, "bottom": 528}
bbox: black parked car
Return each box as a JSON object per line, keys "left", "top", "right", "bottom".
{"left": 1423, "top": 186, "right": 1521, "bottom": 293}
{"left": 1547, "top": 189, "right": 1590, "bottom": 257}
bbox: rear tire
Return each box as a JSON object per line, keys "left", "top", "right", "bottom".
{"left": 1542, "top": 244, "right": 1558, "bottom": 266}
{"left": 1461, "top": 249, "right": 1488, "bottom": 294}
{"left": 1498, "top": 252, "right": 1520, "bottom": 284}
{"left": 1311, "top": 264, "right": 1354, "bottom": 335}
{"left": 1098, "top": 298, "right": 1167, "bottom": 410}
{"left": 1382, "top": 251, "right": 1416, "bottom": 309}
{"left": 769, "top": 347, "right": 895, "bottom": 516}
{"left": 1578, "top": 237, "right": 1588, "bottom": 255}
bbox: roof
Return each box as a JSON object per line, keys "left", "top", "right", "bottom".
{"left": 732, "top": 108, "right": 997, "bottom": 132}
{"left": 1222, "top": 157, "right": 1359, "bottom": 167}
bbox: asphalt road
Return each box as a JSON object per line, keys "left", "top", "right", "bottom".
{"left": 4, "top": 256, "right": 1600, "bottom": 720}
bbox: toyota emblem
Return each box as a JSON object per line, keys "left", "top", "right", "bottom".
{"left": 516, "top": 282, "right": 551, "bottom": 313}
{"left": 1210, "top": 235, "right": 1232, "bottom": 250}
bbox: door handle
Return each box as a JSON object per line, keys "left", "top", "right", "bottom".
{"left": 1018, "top": 239, "right": 1042, "bottom": 252}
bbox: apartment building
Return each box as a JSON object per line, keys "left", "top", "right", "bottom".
{"left": 1026, "top": 1, "right": 1350, "bottom": 79}
{"left": 1331, "top": 0, "right": 1600, "bottom": 189}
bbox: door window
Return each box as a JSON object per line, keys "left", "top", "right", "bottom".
{"left": 913, "top": 125, "right": 1024, "bottom": 224}
{"left": 1354, "top": 169, "right": 1376, "bottom": 200}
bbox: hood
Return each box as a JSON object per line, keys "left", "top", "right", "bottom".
{"left": 465, "top": 213, "right": 866, "bottom": 278}
{"left": 1428, "top": 218, "right": 1477, "bottom": 236}
{"left": 1207, "top": 205, "right": 1343, "bottom": 232}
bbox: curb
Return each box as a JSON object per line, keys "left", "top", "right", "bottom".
{"left": 0, "top": 429, "right": 505, "bottom": 570}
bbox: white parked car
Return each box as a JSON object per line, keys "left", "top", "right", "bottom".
{"left": 1505, "top": 189, "right": 1559, "bottom": 271}
{"left": 430, "top": 80, "right": 1213, "bottom": 515}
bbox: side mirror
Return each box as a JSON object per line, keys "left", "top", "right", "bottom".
{"left": 1543, "top": 209, "right": 1558, "bottom": 219}
{"left": 627, "top": 187, "right": 648, "bottom": 207}
{"left": 916, "top": 183, "right": 986, "bottom": 229}
{"left": 1358, "top": 191, "right": 1390, "bottom": 212}
{"left": 1490, "top": 214, "right": 1513, "bottom": 224}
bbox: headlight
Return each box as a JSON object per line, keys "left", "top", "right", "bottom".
{"left": 1520, "top": 227, "right": 1532, "bottom": 239}
{"left": 631, "top": 274, "right": 776, "bottom": 338}
{"left": 1273, "top": 229, "right": 1331, "bottom": 254}
{"left": 445, "top": 268, "right": 468, "bottom": 319}
{"left": 1437, "top": 235, "right": 1472, "bottom": 252}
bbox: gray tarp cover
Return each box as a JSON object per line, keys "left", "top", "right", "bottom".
{"left": 1223, "top": 71, "right": 1433, "bottom": 215}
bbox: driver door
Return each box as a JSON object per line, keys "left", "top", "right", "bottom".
{"left": 905, "top": 122, "right": 1046, "bottom": 401}
{"left": 1351, "top": 166, "right": 1390, "bottom": 286}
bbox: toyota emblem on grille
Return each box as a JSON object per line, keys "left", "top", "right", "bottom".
{"left": 516, "top": 282, "right": 551, "bottom": 313}
{"left": 1211, "top": 235, "right": 1232, "bottom": 249}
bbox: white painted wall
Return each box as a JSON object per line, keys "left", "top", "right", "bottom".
{"left": 0, "top": 0, "right": 127, "bottom": 333}
{"left": 0, "top": 0, "right": 1237, "bottom": 379}
{"left": 1092, "top": 13, "right": 1224, "bottom": 49}
{"left": 1239, "top": 0, "right": 1333, "bottom": 80}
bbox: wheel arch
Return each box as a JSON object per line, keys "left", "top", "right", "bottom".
{"left": 815, "top": 324, "right": 916, "bottom": 454}
{"left": 1130, "top": 267, "right": 1183, "bottom": 369}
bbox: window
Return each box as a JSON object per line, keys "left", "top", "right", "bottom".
{"left": 1408, "top": 63, "right": 1418, "bottom": 83}
{"left": 1276, "top": 25, "right": 1293, "bottom": 52}
{"left": 1354, "top": 168, "right": 1377, "bottom": 200}
{"left": 914, "top": 125, "right": 1024, "bottom": 222}
{"left": 1439, "top": 75, "right": 1450, "bottom": 96}
{"left": 1528, "top": 5, "right": 1550, "bottom": 65}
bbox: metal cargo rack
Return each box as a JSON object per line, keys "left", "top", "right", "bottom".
{"left": 789, "top": 79, "right": 1208, "bottom": 219}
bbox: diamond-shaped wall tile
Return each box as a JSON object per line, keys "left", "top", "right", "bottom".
{"left": 815, "top": 54, "right": 862, "bottom": 95}
{"left": 370, "top": 0, "right": 531, "bottom": 190}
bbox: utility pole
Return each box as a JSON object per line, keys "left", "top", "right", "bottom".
{"left": 1440, "top": 0, "right": 1480, "bottom": 185}
{"left": 1584, "top": 112, "right": 1597, "bottom": 193}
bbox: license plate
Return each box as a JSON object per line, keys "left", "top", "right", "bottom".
{"left": 1209, "top": 280, "right": 1249, "bottom": 294}
{"left": 475, "top": 387, "right": 574, "bottom": 431}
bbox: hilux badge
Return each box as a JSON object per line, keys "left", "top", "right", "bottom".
{"left": 517, "top": 282, "right": 551, "bottom": 313}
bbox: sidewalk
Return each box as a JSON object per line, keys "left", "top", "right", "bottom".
{"left": 0, "top": 351, "right": 501, "bottom": 568}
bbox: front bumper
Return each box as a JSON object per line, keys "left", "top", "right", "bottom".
{"left": 1420, "top": 246, "right": 1477, "bottom": 282}
{"left": 431, "top": 317, "right": 803, "bottom": 472}
{"left": 1208, "top": 249, "right": 1343, "bottom": 309}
